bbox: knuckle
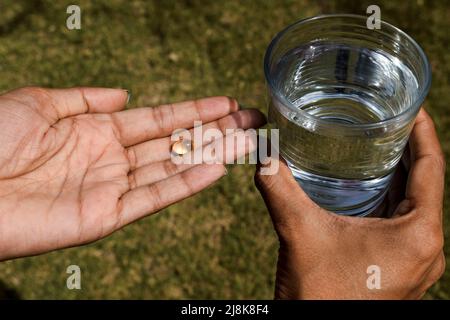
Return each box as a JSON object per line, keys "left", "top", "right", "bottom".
{"left": 153, "top": 106, "right": 165, "bottom": 132}
{"left": 434, "top": 152, "right": 446, "bottom": 173}
{"left": 434, "top": 253, "right": 446, "bottom": 282}
{"left": 126, "top": 147, "right": 137, "bottom": 170}
{"left": 167, "top": 103, "right": 176, "bottom": 130}
{"left": 162, "top": 160, "right": 179, "bottom": 177}
{"left": 276, "top": 223, "right": 300, "bottom": 245}
{"left": 431, "top": 235, "right": 445, "bottom": 257}
{"left": 179, "top": 171, "right": 196, "bottom": 195}
{"left": 16, "top": 86, "right": 51, "bottom": 103}
{"left": 18, "top": 86, "right": 45, "bottom": 95}
{"left": 424, "top": 253, "right": 446, "bottom": 290}
{"left": 191, "top": 99, "right": 203, "bottom": 120}
{"left": 225, "top": 96, "right": 239, "bottom": 111}
{"left": 426, "top": 223, "right": 445, "bottom": 253}
{"left": 145, "top": 183, "right": 163, "bottom": 212}
{"left": 411, "top": 225, "right": 444, "bottom": 261}
{"left": 110, "top": 113, "right": 124, "bottom": 143}
{"left": 128, "top": 172, "right": 138, "bottom": 189}
{"left": 411, "top": 245, "right": 432, "bottom": 267}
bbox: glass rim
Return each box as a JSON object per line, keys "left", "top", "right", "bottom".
{"left": 263, "top": 14, "right": 432, "bottom": 130}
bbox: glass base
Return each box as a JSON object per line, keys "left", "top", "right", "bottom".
{"left": 287, "top": 161, "right": 393, "bottom": 217}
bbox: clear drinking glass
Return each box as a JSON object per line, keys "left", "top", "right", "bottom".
{"left": 264, "top": 14, "right": 432, "bottom": 216}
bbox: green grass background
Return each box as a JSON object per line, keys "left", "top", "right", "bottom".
{"left": 0, "top": 0, "right": 448, "bottom": 299}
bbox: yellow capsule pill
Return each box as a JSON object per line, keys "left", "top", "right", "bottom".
{"left": 171, "top": 139, "right": 192, "bottom": 156}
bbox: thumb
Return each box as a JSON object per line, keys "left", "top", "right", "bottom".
{"left": 254, "top": 156, "right": 322, "bottom": 237}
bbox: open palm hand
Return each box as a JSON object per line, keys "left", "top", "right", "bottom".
{"left": 0, "top": 87, "right": 265, "bottom": 260}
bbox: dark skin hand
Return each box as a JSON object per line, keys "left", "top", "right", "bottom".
{"left": 0, "top": 87, "right": 266, "bottom": 261}
{"left": 255, "top": 108, "right": 446, "bottom": 299}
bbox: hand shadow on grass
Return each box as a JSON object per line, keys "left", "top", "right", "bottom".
{"left": 0, "top": 280, "right": 21, "bottom": 300}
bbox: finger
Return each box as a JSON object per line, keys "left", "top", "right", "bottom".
{"left": 129, "top": 161, "right": 196, "bottom": 188}
{"left": 254, "top": 156, "right": 323, "bottom": 234}
{"left": 4, "top": 87, "right": 129, "bottom": 123}
{"left": 402, "top": 143, "right": 411, "bottom": 172}
{"left": 424, "top": 251, "right": 446, "bottom": 287}
{"left": 384, "top": 160, "right": 408, "bottom": 217}
{"left": 118, "top": 163, "right": 226, "bottom": 227}
{"left": 415, "top": 251, "right": 445, "bottom": 298}
{"left": 129, "top": 129, "right": 258, "bottom": 188}
{"left": 406, "top": 108, "right": 445, "bottom": 215}
{"left": 112, "top": 96, "right": 240, "bottom": 146}
{"left": 127, "top": 108, "right": 266, "bottom": 170}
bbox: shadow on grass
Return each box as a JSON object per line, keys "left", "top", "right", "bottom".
{"left": 0, "top": 0, "right": 43, "bottom": 36}
{"left": 0, "top": 280, "right": 21, "bottom": 300}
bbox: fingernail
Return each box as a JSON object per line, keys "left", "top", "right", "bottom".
{"left": 124, "top": 90, "right": 131, "bottom": 104}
